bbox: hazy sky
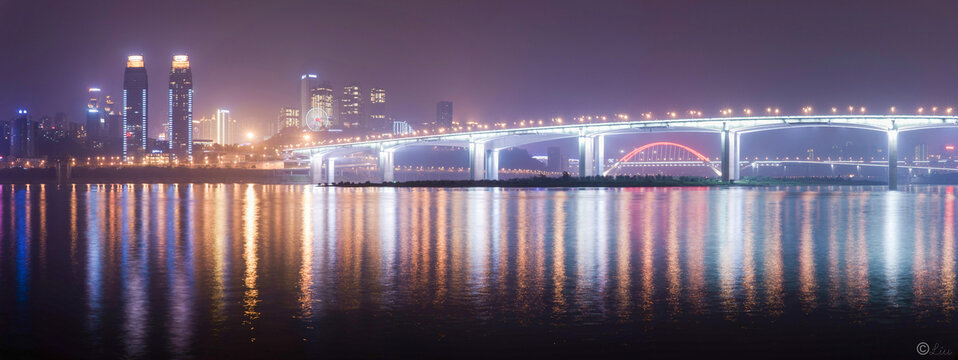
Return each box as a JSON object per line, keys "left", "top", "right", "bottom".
{"left": 3, "top": 0, "right": 958, "bottom": 137}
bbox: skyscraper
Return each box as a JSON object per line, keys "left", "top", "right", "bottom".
{"left": 88, "top": 87, "right": 103, "bottom": 110}
{"left": 278, "top": 107, "right": 300, "bottom": 133}
{"left": 85, "top": 88, "right": 104, "bottom": 140}
{"left": 300, "top": 74, "right": 318, "bottom": 127}
{"left": 196, "top": 115, "right": 215, "bottom": 141}
{"left": 215, "top": 109, "right": 233, "bottom": 144}
{"left": 368, "top": 88, "right": 386, "bottom": 132}
{"left": 437, "top": 101, "right": 453, "bottom": 127}
{"left": 10, "top": 110, "right": 38, "bottom": 159}
{"left": 85, "top": 108, "right": 101, "bottom": 141}
{"left": 341, "top": 83, "right": 362, "bottom": 129}
{"left": 310, "top": 81, "right": 335, "bottom": 128}
{"left": 123, "top": 55, "right": 148, "bottom": 160}
{"left": 169, "top": 55, "right": 193, "bottom": 162}
{"left": 104, "top": 95, "right": 123, "bottom": 142}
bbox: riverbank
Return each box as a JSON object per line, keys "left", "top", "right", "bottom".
{"left": 333, "top": 175, "right": 886, "bottom": 188}
{"left": 0, "top": 167, "right": 311, "bottom": 184}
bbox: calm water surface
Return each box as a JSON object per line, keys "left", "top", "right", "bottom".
{"left": 0, "top": 184, "right": 956, "bottom": 358}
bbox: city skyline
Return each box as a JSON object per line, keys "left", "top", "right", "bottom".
{"left": 5, "top": 1, "right": 958, "bottom": 137}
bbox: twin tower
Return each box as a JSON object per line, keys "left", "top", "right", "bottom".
{"left": 122, "top": 54, "right": 193, "bottom": 163}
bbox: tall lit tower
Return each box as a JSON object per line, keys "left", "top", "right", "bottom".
{"left": 169, "top": 54, "right": 193, "bottom": 162}
{"left": 85, "top": 87, "right": 103, "bottom": 140}
{"left": 341, "top": 83, "right": 362, "bottom": 129}
{"left": 123, "top": 55, "right": 148, "bottom": 160}
{"left": 311, "top": 81, "right": 335, "bottom": 127}
{"left": 368, "top": 88, "right": 386, "bottom": 132}
{"left": 87, "top": 87, "right": 103, "bottom": 110}
{"left": 300, "top": 74, "right": 318, "bottom": 127}
{"left": 10, "top": 109, "right": 37, "bottom": 159}
{"left": 215, "top": 109, "right": 232, "bottom": 144}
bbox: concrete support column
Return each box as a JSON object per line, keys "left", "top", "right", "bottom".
{"left": 310, "top": 153, "right": 326, "bottom": 184}
{"left": 379, "top": 149, "right": 395, "bottom": 183}
{"left": 469, "top": 141, "right": 486, "bottom": 181}
{"left": 721, "top": 129, "right": 740, "bottom": 182}
{"left": 578, "top": 135, "right": 595, "bottom": 177}
{"left": 888, "top": 129, "right": 898, "bottom": 190}
{"left": 485, "top": 149, "right": 499, "bottom": 180}
{"left": 594, "top": 135, "right": 605, "bottom": 176}
{"left": 327, "top": 158, "right": 336, "bottom": 185}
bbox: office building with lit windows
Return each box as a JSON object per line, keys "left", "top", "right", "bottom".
{"left": 123, "top": 55, "right": 148, "bottom": 160}
{"left": 278, "top": 106, "right": 300, "bottom": 133}
{"left": 169, "top": 55, "right": 193, "bottom": 162}
{"left": 215, "top": 109, "right": 233, "bottom": 144}
{"left": 103, "top": 95, "right": 122, "bottom": 141}
{"left": 341, "top": 83, "right": 362, "bottom": 128}
{"left": 10, "top": 110, "right": 38, "bottom": 159}
{"left": 310, "top": 81, "right": 335, "bottom": 127}
{"left": 300, "top": 74, "right": 318, "bottom": 127}
{"left": 86, "top": 88, "right": 104, "bottom": 140}
{"left": 369, "top": 87, "right": 386, "bottom": 132}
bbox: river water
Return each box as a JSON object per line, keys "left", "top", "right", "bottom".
{"left": 0, "top": 184, "right": 955, "bottom": 358}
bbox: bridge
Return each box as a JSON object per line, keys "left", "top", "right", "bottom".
{"left": 284, "top": 115, "right": 958, "bottom": 189}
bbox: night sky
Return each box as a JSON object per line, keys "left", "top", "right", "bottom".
{"left": 3, "top": 0, "right": 958, "bottom": 138}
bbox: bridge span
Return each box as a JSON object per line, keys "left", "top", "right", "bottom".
{"left": 285, "top": 115, "right": 958, "bottom": 189}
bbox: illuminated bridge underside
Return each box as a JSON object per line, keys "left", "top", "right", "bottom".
{"left": 288, "top": 115, "right": 958, "bottom": 189}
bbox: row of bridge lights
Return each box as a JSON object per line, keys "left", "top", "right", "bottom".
{"left": 286, "top": 105, "right": 958, "bottom": 149}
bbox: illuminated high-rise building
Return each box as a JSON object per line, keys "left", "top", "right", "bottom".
{"left": 278, "top": 106, "right": 300, "bottom": 133}
{"left": 437, "top": 101, "right": 453, "bottom": 127}
{"left": 88, "top": 87, "right": 103, "bottom": 110}
{"left": 85, "top": 88, "right": 104, "bottom": 140}
{"left": 103, "top": 95, "right": 123, "bottom": 141}
{"left": 215, "top": 109, "right": 233, "bottom": 144}
{"left": 123, "top": 55, "right": 148, "bottom": 160}
{"left": 310, "top": 81, "right": 335, "bottom": 127}
{"left": 169, "top": 54, "right": 193, "bottom": 162}
{"left": 195, "top": 115, "right": 215, "bottom": 141}
{"left": 368, "top": 87, "right": 386, "bottom": 132}
{"left": 300, "top": 74, "right": 318, "bottom": 127}
{"left": 341, "top": 83, "right": 363, "bottom": 129}
{"left": 10, "top": 110, "right": 38, "bottom": 159}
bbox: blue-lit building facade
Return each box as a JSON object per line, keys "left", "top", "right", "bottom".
{"left": 168, "top": 55, "right": 193, "bottom": 162}
{"left": 10, "top": 110, "right": 38, "bottom": 159}
{"left": 122, "top": 55, "right": 148, "bottom": 161}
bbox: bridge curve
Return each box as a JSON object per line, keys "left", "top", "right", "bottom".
{"left": 289, "top": 115, "right": 958, "bottom": 188}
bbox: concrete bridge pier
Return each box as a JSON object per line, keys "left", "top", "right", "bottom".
{"left": 579, "top": 135, "right": 595, "bottom": 177}
{"left": 326, "top": 158, "right": 336, "bottom": 184}
{"left": 577, "top": 134, "right": 606, "bottom": 177}
{"left": 486, "top": 149, "right": 499, "bottom": 181}
{"left": 379, "top": 148, "right": 395, "bottom": 183}
{"left": 594, "top": 135, "right": 606, "bottom": 176}
{"left": 469, "top": 140, "right": 489, "bottom": 181}
{"left": 888, "top": 129, "right": 898, "bottom": 190}
{"left": 721, "top": 129, "right": 740, "bottom": 182}
{"left": 309, "top": 152, "right": 337, "bottom": 184}
{"left": 310, "top": 152, "right": 325, "bottom": 184}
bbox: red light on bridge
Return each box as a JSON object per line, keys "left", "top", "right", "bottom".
{"left": 946, "top": 145, "right": 955, "bottom": 151}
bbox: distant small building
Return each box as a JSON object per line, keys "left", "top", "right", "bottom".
{"left": 436, "top": 101, "right": 453, "bottom": 127}
{"left": 547, "top": 146, "right": 562, "bottom": 172}
{"left": 393, "top": 120, "right": 413, "bottom": 135}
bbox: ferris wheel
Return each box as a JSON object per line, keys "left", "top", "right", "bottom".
{"left": 304, "top": 107, "right": 331, "bottom": 131}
